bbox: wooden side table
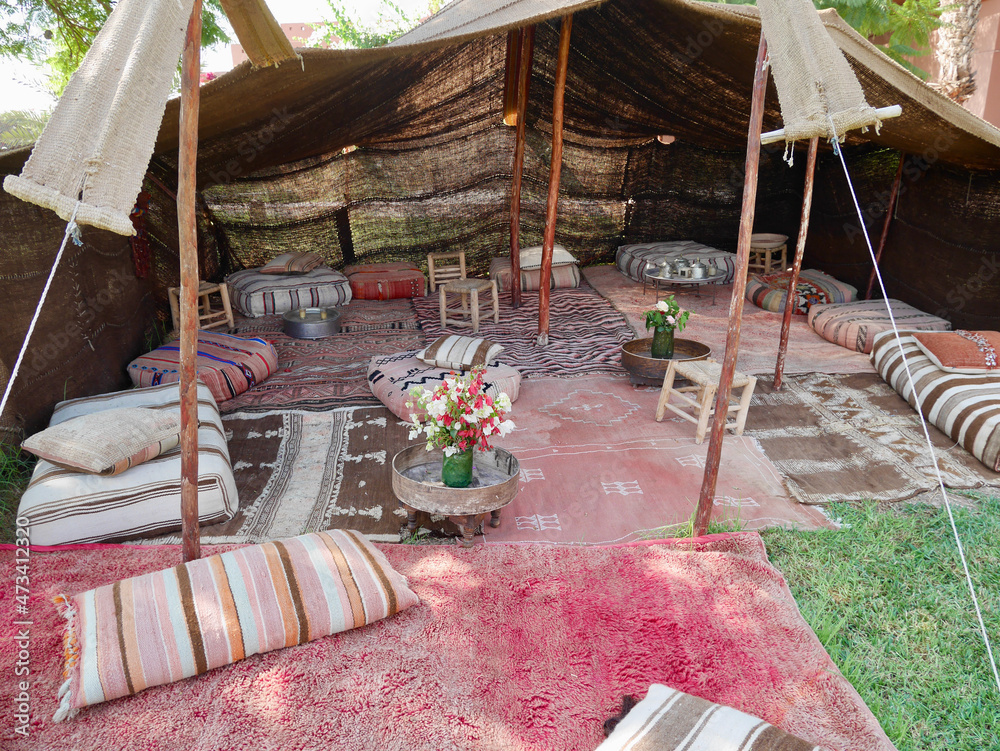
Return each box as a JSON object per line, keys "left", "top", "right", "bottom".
{"left": 167, "top": 281, "right": 235, "bottom": 333}
{"left": 749, "top": 234, "right": 789, "bottom": 274}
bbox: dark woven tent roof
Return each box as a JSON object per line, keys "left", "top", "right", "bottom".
{"left": 2, "top": 0, "right": 999, "bottom": 436}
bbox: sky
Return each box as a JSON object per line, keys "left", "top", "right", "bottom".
{"left": 2, "top": 0, "right": 437, "bottom": 113}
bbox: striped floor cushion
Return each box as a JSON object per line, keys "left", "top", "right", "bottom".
{"left": 16, "top": 382, "right": 237, "bottom": 545}
{"left": 872, "top": 330, "right": 1000, "bottom": 471}
{"left": 367, "top": 351, "right": 521, "bottom": 421}
{"left": 598, "top": 684, "right": 823, "bottom": 751}
{"left": 344, "top": 262, "right": 426, "bottom": 300}
{"left": 488, "top": 257, "right": 581, "bottom": 293}
{"left": 128, "top": 331, "right": 278, "bottom": 403}
{"left": 226, "top": 267, "right": 352, "bottom": 317}
{"left": 746, "top": 269, "right": 857, "bottom": 315}
{"left": 616, "top": 240, "right": 737, "bottom": 284}
{"left": 809, "top": 299, "right": 951, "bottom": 354}
{"left": 54, "top": 529, "right": 419, "bottom": 720}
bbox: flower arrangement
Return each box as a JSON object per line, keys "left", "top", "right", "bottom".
{"left": 644, "top": 295, "right": 690, "bottom": 332}
{"left": 405, "top": 368, "right": 515, "bottom": 456}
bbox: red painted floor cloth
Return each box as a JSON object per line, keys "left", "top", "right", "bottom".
{"left": 1, "top": 535, "right": 893, "bottom": 751}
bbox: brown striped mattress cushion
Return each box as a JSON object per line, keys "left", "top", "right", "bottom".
{"left": 16, "top": 382, "right": 238, "bottom": 545}
{"left": 53, "top": 529, "right": 419, "bottom": 721}
{"left": 598, "top": 684, "right": 826, "bottom": 750}
{"left": 488, "top": 257, "right": 581, "bottom": 292}
{"left": 808, "top": 299, "right": 951, "bottom": 354}
{"left": 871, "top": 330, "right": 1000, "bottom": 471}
{"left": 226, "top": 267, "right": 352, "bottom": 317}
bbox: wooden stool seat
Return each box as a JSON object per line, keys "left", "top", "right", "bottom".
{"left": 439, "top": 278, "right": 499, "bottom": 333}
{"left": 655, "top": 358, "right": 757, "bottom": 444}
{"left": 427, "top": 250, "right": 466, "bottom": 291}
{"left": 167, "top": 281, "right": 235, "bottom": 333}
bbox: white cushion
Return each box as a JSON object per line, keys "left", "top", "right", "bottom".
{"left": 17, "top": 383, "right": 238, "bottom": 545}
{"left": 519, "top": 244, "right": 577, "bottom": 270}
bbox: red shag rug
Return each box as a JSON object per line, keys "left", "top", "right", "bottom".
{"left": 0, "top": 534, "right": 894, "bottom": 751}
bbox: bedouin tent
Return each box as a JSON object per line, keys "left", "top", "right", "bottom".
{"left": 2, "top": 0, "right": 1000, "bottom": 441}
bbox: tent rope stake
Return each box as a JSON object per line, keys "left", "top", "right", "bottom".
{"left": 829, "top": 122, "right": 1000, "bottom": 696}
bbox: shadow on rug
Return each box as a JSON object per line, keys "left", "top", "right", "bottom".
{"left": 0, "top": 534, "right": 895, "bottom": 751}
{"left": 746, "top": 372, "right": 1000, "bottom": 504}
{"left": 225, "top": 300, "right": 425, "bottom": 412}
{"left": 412, "top": 282, "right": 634, "bottom": 378}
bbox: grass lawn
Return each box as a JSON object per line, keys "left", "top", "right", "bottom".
{"left": 0, "top": 445, "right": 32, "bottom": 543}
{"left": 762, "top": 497, "right": 1000, "bottom": 751}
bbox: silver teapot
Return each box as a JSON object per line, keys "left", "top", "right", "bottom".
{"left": 690, "top": 258, "right": 707, "bottom": 279}
{"left": 674, "top": 258, "right": 693, "bottom": 279}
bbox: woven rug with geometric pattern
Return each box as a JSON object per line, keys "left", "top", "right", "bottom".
{"left": 746, "top": 372, "right": 1000, "bottom": 504}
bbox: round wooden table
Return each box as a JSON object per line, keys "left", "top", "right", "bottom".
{"left": 620, "top": 337, "right": 712, "bottom": 386}
{"left": 391, "top": 446, "right": 519, "bottom": 547}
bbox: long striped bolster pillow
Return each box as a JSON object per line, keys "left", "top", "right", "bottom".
{"left": 53, "top": 530, "right": 419, "bottom": 721}
{"left": 871, "top": 330, "right": 1000, "bottom": 471}
{"left": 598, "top": 684, "right": 827, "bottom": 751}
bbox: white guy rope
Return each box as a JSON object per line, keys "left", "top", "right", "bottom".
{"left": 0, "top": 203, "right": 83, "bottom": 425}
{"left": 827, "top": 123, "right": 1000, "bottom": 694}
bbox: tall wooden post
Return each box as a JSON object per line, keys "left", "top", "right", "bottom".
{"left": 864, "top": 151, "right": 905, "bottom": 300}
{"left": 694, "top": 33, "right": 769, "bottom": 538}
{"left": 178, "top": 0, "right": 203, "bottom": 563}
{"left": 773, "top": 136, "right": 818, "bottom": 390}
{"left": 537, "top": 14, "right": 572, "bottom": 346}
{"left": 509, "top": 26, "right": 535, "bottom": 309}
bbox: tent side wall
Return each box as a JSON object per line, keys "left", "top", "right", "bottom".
{"left": 0, "top": 154, "right": 159, "bottom": 438}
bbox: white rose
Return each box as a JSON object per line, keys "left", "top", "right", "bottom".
{"left": 655, "top": 300, "right": 670, "bottom": 313}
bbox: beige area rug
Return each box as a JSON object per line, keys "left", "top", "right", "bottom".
{"left": 583, "top": 265, "right": 873, "bottom": 376}
{"left": 746, "top": 372, "right": 1000, "bottom": 504}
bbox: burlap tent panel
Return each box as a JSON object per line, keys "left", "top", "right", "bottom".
{"left": 219, "top": 0, "right": 300, "bottom": 68}
{"left": 755, "top": 0, "right": 878, "bottom": 142}
{"left": 2, "top": 0, "right": 195, "bottom": 236}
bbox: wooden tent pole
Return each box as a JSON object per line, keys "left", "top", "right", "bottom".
{"left": 537, "top": 14, "right": 572, "bottom": 345}
{"left": 178, "top": 0, "right": 203, "bottom": 564}
{"left": 509, "top": 26, "right": 535, "bottom": 309}
{"left": 773, "top": 136, "right": 818, "bottom": 390}
{"left": 864, "top": 151, "right": 905, "bottom": 300}
{"left": 694, "top": 33, "right": 769, "bottom": 538}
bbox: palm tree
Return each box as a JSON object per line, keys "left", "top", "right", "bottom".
{"left": 0, "top": 109, "right": 50, "bottom": 150}
{"left": 933, "top": 0, "right": 982, "bottom": 103}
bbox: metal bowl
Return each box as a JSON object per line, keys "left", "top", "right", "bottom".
{"left": 282, "top": 307, "right": 342, "bottom": 339}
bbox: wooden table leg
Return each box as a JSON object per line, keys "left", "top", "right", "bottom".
{"left": 400, "top": 502, "right": 420, "bottom": 536}
{"left": 450, "top": 513, "right": 485, "bottom": 547}
{"left": 490, "top": 508, "right": 502, "bottom": 528}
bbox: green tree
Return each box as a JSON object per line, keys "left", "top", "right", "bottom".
{"left": 717, "top": 0, "right": 943, "bottom": 77}
{"left": 314, "top": 0, "right": 450, "bottom": 50}
{"left": 1, "top": 1, "right": 230, "bottom": 97}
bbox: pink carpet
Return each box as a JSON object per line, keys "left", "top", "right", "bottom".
{"left": 584, "top": 266, "right": 873, "bottom": 376}
{"left": 1, "top": 536, "right": 893, "bottom": 751}
{"left": 488, "top": 376, "right": 831, "bottom": 542}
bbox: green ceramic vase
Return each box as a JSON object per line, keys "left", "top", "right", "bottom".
{"left": 650, "top": 327, "right": 675, "bottom": 359}
{"left": 441, "top": 448, "right": 475, "bottom": 488}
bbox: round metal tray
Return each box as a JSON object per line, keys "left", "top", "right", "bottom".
{"left": 391, "top": 445, "right": 519, "bottom": 516}
{"left": 620, "top": 337, "right": 711, "bottom": 385}
{"left": 282, "top": 307, "right": 342, "bottom": 339}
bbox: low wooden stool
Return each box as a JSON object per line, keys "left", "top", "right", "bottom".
{"left": 439, "top": 278, "right": 499, "bottom": 333}
{"left": 427, "top": 250, "right": 466, "bottom": 292}
{"left": 655, "top": 358, "right": 757, "bottom": 444}
{"left": 748, "top": 241, "right": 788, "bottom": 274}
{"left": 167, "top": 281, "right": 235, "bottom": 333}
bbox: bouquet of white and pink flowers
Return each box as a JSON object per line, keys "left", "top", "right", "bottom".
{"left": 644, "top": 295, "right": 690, "bottom": 333}
{"left": 405, "top": 367, "right": 515, "bottom": 456}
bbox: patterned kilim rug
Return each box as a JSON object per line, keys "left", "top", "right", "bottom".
{"left": 583, "top": 265, "right": 874, "bottom": 376}
{"left": 224, "top": 300, "right": 425, "bottom": 412}
{"left": 131, "top": 375, "right": 831, "bottom": 547}
{"left": 412, "top": 282, "right": 634, "bottom": 378}
{"left": 745, "top": 372, "right": 1000, "bottom": 504}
